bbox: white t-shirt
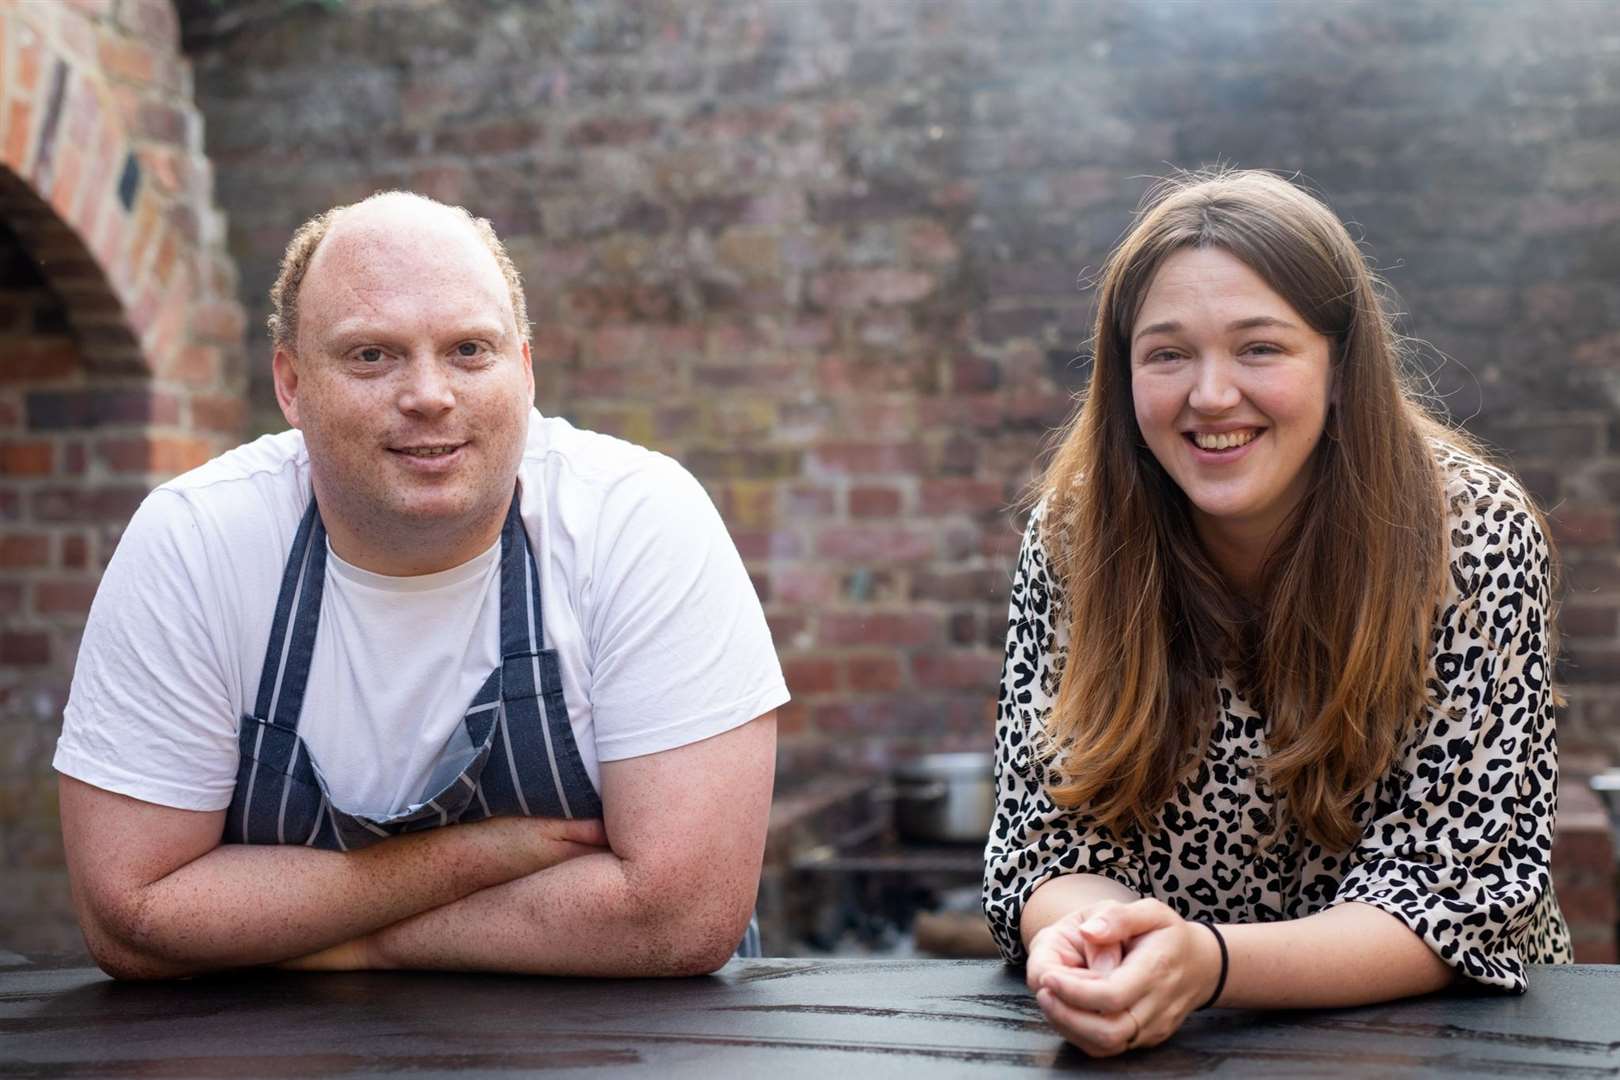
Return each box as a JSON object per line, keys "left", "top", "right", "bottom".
{"left": 54, "top": 410, "right": 788, "bottom": 817}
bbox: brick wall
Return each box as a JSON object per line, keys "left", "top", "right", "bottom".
{"left": 183, "top": 0, "right": 1620, "bottom": 777}
{"left": 0, "top": 0, "right": 246, "bottom": 956}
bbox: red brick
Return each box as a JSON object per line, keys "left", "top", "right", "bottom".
{"left": 13, "top": 18, "right": 43, "bottom": 95}
{"left": 919, "top": 479, "right": 1008, "bottom": 515}
{"left": 772, "top": 567, "right": 837, "bottom": 605}
{"left": 846, "top": 654, "right": 902, "bottom": 692}
{"left": 190, "top": 394, "right": 246, "bottom": 436}
{"left": 783, "top": 485, "right": 836, "bottom": 518}
{"left": 0, "top": 632, "right": 51, "bottom": 666}
{"left": 1562, "top": 604, "right": 1619, "bottom": 639}
{"left": 0, "top": 338, "right": 77, "bottom": 384}
{"left": 774, "top": 701, "right": 808, "bottom": 738}
{"left": 766, "top": 613, "right": 808, "bottom": 647}
{"left": 782, "top": 656, "right": 840, "bottom": 697}
{"left": 3, "top": 99, "right": 34, "bottom": 172}
{"left": 1564, "top": 648, "right": 1620, "bottom": 684}
{"left": 0, "top": 534, "right": 51, "bottom": 568}
{"left": 810, "top": 442, "right": 923, "bottom": 476}
{"left": 32, "top": 485, "right": 147, "bottom": 523}
{"left": 849, "top": 486, "right": 902, "bottom": 518}
{"left": 1554, "top": 881, "right": 1618, "bottom": 928}
{"left": 729, "top": 528, "right": 804, "bottom": 560}
{"left": 0, "top": 440, "right": 53, "bottom": 475}
{"left": 809, "top": 269, "right": 936, "bottom": 309}
{"left": 819, "top": 611, "right": 940, "bottom": 647}
{"left": 98, "top": 38, "right": 158, "bottom": 86}
{"left": 913, "top": 569, "right": 1010, "bottom": 604}
{"left": 1573, "top": 332, "right": 1620, "bottom": 366}
{"left": 34, "top": 578, "right": 98, "bottom": 615}
{"left": 1549, "top": 506, "right": 1618, "bottom": 548}
{"left": 815, "top": 525, "right": 936, "bottom": 563}
{"left": 910, "top": 650, "right": 1002, "bottom": 691}
{"left": 97, "top": 435, "right": 214, "bottom": 475}
{"left": 60, "top": 533, "right": 88, "bottom": 570}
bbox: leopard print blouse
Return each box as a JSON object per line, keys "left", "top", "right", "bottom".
{"left": 983, "top": 445, "right": 1572, "bottom": 991}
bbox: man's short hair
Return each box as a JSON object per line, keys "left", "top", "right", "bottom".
{"left": 267, "top": 191, "right": 531, "bottom": 351}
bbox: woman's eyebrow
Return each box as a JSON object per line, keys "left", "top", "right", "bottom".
{"left": 1132, "top": 315, "right": 1300, "bottom": 344}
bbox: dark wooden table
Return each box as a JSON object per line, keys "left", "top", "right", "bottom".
{"left": 2, "top": 957, "right": 1616, "bottom": 1077}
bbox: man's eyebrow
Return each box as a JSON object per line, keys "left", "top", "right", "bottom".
{"left": 323, "top": 320, "right": 509, "bottom": 343}
{"left": 1132, "top": 315, "right": 1300, "bottom": 343}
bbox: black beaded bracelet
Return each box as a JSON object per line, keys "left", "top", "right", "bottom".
{"left": 1195, "top": 921, "right": 1228, "bottom": 1010}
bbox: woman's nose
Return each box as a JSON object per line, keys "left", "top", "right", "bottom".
{"left": 1188, "top": 357, "right": 1241, "bottom": 413}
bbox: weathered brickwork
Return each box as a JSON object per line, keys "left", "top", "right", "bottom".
{"left": 3, "top": 0, "right": 1614, "bottom": 958}
{"left": 185, "top": 0, "right": 1620, "bottom": 771}
{"left": 0, "top": 0, "right": 246, "bottom": 955}
{"left": 176, "top": 0, "right": 1620, "bottom": 961}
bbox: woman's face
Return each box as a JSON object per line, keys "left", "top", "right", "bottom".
{"left": 1129, "top": 246, "right": 1335, "bottom": 561}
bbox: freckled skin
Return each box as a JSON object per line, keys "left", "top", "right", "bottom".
{"left": 273, "top": 197, "right": 535, "bottom": 576}
{"left": 1129, "top": 248, "right": 1334, "bottom": 585}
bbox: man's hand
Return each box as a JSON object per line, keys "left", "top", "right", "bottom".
{"left": 1031, "top": 898, "right": 1221, "bottom": 1056}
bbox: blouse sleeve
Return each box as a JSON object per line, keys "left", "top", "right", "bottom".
{"left": 982, "top": 509, "right": 1146, "bottom": 965}
{"left": 1331, "top": 474, "right": 1561, "bottom": 992}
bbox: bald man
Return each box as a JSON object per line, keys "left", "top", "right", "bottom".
{"left": 55, "top": 193, "right": 786, "bottom": 979}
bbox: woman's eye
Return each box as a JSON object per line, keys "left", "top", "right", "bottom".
{"left": 1243, "top": 343, "right": 1280, "bottom": 357}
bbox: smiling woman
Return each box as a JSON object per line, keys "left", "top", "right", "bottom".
{"left": 983, "top": 169, "right": 1571, "bottom": 1057}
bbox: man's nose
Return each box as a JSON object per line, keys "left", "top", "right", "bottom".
{"left": 1187, "top": 356, "right": 1241, "bottom": 413}
{"left": 398, "top": 355, "right": 455, "bottom": 416}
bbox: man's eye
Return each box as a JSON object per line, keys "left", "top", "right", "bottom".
{"left": 457, "top": 342, "right": 482, "bottom": 357}
{"left": 358, "top": 347, "right": 383, "bottom": 363}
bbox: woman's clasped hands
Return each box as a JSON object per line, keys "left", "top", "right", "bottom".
{"left": 1025, "top": 898, "right": 1224, "bottom": 1056}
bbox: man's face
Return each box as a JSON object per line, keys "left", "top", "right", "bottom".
{"left": 273, "top": 203, "right": 534, "bottom": 574}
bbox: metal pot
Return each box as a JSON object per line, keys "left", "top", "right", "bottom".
{"left": 891, "top": 752, "right": 995, "bottom": 845}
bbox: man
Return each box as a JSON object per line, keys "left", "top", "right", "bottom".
{"left": 54, "top": 192, "right": 786, "bottom": 979}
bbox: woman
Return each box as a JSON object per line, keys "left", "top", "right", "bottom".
{"left": 983, "top": 169, "right": 1571, "bottom": 1057}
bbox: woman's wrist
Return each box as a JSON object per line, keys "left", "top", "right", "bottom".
{"left": 1190, "top": 921, "right": 1228, "bottom": 1009}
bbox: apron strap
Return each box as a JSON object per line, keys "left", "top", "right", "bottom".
{"left": 497, "top": 488, "right": 541, "bottom": 660}
{"left": 251, "top": 498, "right": 329, "bottom": 731}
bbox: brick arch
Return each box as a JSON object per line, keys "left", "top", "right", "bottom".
{"left": 0, "top": 0, "right": 248, "bottom": 956}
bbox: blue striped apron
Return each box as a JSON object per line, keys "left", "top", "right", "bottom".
{"left": 224, "top": 490, "right": 761, "bottom": 957}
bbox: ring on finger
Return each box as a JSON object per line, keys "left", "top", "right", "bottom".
{"left": 1124, "top": 1005, "right": 1143, "bottom": 1049}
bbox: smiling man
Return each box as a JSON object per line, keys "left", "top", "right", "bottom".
{"left": 54, "top": 192, "right": 786, "bottom": 979}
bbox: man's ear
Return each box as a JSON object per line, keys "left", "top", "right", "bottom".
{"left": 273, "top": 346, "right": 302, "bottom": 429}
{"left": 522, "top": 338, "right": 535, "bottom": 404}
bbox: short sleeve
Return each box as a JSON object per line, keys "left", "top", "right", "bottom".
{"left": 1332, "top": 477, "right": 1563, "bottom": 992}
{"left": 983, "top": 510, "right": 1145, "bottom": 965}
{"left": 54, "top": 490, "right": 240, "bottom": 811}
{"left": 584, "top": 457, "right": 788, "bottom": 761}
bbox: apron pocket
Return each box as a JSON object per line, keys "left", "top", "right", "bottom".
{"left": 227, "top": 714, "right": 325, "bottom": 845}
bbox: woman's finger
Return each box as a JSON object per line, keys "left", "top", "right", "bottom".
{"left": 1082, "top": 936, "right": 1123, "bottom": 974}
{"left": 1042, "top": 962, "right": 1153, "bottom": 1016}
{"left": 1076, "top": 897, "right": 1175, "bottom": 947}
{"left": 1035, "top": 987, "right": 1138, "bottom": 1058}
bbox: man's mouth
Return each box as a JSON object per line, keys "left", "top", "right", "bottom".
{"left": 391, "top": 444, "right": 464, "bottom": 458}
{"left": 1187, "top": 428, "right": 1262, "bottom": 452}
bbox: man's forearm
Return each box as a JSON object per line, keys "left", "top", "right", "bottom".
{"left": 85, "top": 820, "right": 593, "bottom": 979}
{"left": 364, "top": 846, "right": 758, "bottom": 977}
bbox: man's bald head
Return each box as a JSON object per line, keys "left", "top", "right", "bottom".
{"left": 268, "top": 191, "right": 530, "bottom": 353}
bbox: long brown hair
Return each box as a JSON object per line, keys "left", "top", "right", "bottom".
{"left": 1037, "top": 168, "right": 1506, "bottom": 851}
